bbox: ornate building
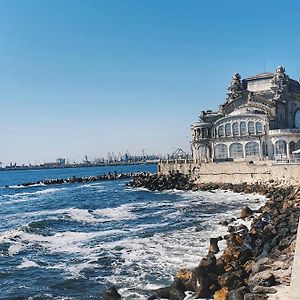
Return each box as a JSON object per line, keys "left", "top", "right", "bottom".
{"left": 191, "top": 67, "right": 300, "bottom": 162}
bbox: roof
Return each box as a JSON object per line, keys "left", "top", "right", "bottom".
{"left": 246, "top": 72, "right": 274, "bottom": 81}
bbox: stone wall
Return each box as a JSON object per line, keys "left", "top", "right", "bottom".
{"left": 158, "top": 160, "right": 300, "bottom": 185}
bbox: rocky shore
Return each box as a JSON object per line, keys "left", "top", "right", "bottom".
{"left": 104, "top": 172, "right": 300, "bottom": 300}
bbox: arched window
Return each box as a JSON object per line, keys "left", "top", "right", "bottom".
{"left": 215, "top": 144, "right": 228, "bottom": 159}
{"left": 198, "top": 145, "right": 207, "bottom": 158}
{"left": 245, "top": 142, "right": 260, "bottom": 156}
{"left": 256, "top": 122, "right": 263, "bottom": 134}
{"left": 232, "top": 122, "right": 239, "bottom": 136}
{"left": 248, "top": 121, "right": 255, "bottom": 134}
{"left": 218, "top": 125, "right": 224, "bottom": 137}
{"left": 296, "top": 140, "right": 300, "bottom": 151}
{"left": 225, "top": 123, "right": 231, "bottom": 136}
{"left": 289, "top": 141, "right": 296, "bottom": 154}
{"left": 240, "top": 121, "right": 247, "bottom": 136}
{"left": 229, "top": 143, "right": 244, "bottom": 158}
{"left": 275, "top": 140, "right": 287, "bottom": 155}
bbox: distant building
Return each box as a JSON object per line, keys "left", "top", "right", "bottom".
{"left": 191, "top": 66, "right": 300, "bottom": 162}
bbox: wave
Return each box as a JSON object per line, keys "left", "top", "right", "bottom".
{"left": 17, "top": 258, "right": 40, "bottom": 269}
{"left": 3, "top": 187, "right": 65, "bottom": 200}
{"left": 8, "top": 182, "right": 46, "bottom": 189}
{"left": 0, "top": 228, "right": 126, "bottom": 257}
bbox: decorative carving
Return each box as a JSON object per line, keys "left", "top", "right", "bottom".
{"left": 271, "top": 66, "right": 288, "bottom": 101}
{"left": 227, "top": 73, "right": 244, "bottom": 101}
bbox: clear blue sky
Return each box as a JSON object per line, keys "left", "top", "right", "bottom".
{"left": 0, "top": 0, "right": 300, "bottom": 165}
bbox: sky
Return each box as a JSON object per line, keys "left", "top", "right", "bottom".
{"left": 0, "top": 0, "right": 300, "bottom": 165}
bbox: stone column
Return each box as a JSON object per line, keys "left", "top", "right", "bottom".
{"left": 286, "top": 140, "right": 290, "bottom": 161}
{"left": 242, "top": 142, "right": 246, "bottom": 158}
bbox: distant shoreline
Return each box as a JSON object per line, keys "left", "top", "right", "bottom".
{"left": 0, "top": 161, "right": 158, "bottom": 172}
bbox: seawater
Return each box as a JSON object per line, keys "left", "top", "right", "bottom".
{"left": 0, "top": 165, "right": 266, "bottom": 299}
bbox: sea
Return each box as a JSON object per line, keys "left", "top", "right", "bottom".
{"left": 0, "top": 164, "right": 266, "bottom": 300}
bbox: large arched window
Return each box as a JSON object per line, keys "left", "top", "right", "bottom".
{"left": 289, "top": 141, "right": 296, "bottom": 154}
{"left": 240, "top": 121, "right": 247, "bottom": 136}
{"left": 248, "top": 121, "right": 255, "bottom": 135}
{"left": 232, "top": 122, "right": 239, "bottom": 136}
{"left": 245, "top": 142, "right": 260, "bottom": 156}
{"left": 198, "top": 145, "right": 206, "bottom": 158}
{"left": 256, "top": 122, "right": 263, "bottom": 134}
{"left": 229, "top": 143, "right": 244, "bottom": 158}
{"left": 275, "top": 140, "right": 287, "bottom": 155}
{"left": 218, "top": 125, "right": 224, "bottom": 137}
{"left": 225, "top": 123, "right": 231, "bottom": 136}
{"left": 215, "top": 144, "right": 228, "bottom": 159}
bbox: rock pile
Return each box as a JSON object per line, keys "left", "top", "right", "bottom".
{"left": 126, "top": 173, "right": 300, "bottom": 300}
{"left": 7, "top": 172, "right": 150, "bottom": 188}
{"left": 127, "top": 171, "right": 195, "bottom": 191}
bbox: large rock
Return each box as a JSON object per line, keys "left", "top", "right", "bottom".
{"left": 247, "top": 270, "right": 276, "bottom": 288}
{"left": 209, "top": 238, "right": 220, "bottom": 254}
{"left": 102, "top": 286, "right": 121, "bottom": 299}
{"left": 185, "top": 265, "right": 210, "bottom": 298}
{"left": 226, "top": 286, "right": 250, "bottom": 300}
{"left": 240, "top": 206, "right": 254, "bottom": 219}
{"left": 149, "top": 278, "right": 186, "bottom": 300}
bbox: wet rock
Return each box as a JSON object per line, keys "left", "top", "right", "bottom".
{"left": 185, "top": 265, "right": 210, "bottom": 298}
{"left": 150, "top": 278, "right": 186, "bottom": 300}
{"left": 226, "top": 286, "right": 250, "bottom": 300}
{"left": 102, "top": 286, "right": 121, "bottom": 300}
{"left": 209, "top": 238, "right": 220, "bottom": 254}
{"left": 240, "top": 206, "right": 254, "bottom": 219}
{"left": 219, "top": 220, "right": 229, "bottom": 226}
{"left": 218, "top": 272, "right": 244, "bottom": 290}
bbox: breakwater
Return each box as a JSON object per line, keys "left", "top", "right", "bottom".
{"left": 125, "top": 172, "right": 300, "bottom": 300}
{"left": 6, "top": 171, "right": 151, "bottom": 188}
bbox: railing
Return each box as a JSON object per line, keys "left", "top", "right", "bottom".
{"left": 159, "top": 158, "right": 195, "bottom": 164}
{"left": 269, "top": 129, "right": 300, "bottom": 134}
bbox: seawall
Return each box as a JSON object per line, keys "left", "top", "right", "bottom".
{"left": 158, "top": 160, "right": 300, "bottom": 186}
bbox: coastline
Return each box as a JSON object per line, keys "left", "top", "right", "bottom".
{"left": 121, "top": 173, "right": 300, "bottom": 300}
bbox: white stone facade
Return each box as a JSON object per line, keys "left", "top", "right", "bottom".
{"left": 191, "top": 67, "right": 300, "bottom": 162}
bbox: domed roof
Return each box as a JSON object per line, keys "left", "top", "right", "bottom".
{"left": 229, "top": 107, "right": 266, "bottom": 116}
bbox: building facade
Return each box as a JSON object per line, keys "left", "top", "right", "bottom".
{"left": 191, "top": 67, "right": 300, "bottom": 162}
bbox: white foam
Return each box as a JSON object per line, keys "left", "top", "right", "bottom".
{"left": 0, "top": 228, "right": 125, "bottom": 256}
{"left": 66, "top": 208, "right": 98, "bottom": 223}
{"left": 0, "top": 187, "right": 266, "bottom": 299}
{"left": 93, "top": 203, "right": 136, "bottom": 221}
{"left": 8, "top": 182, "right": 46, "bottom": 189}
{"left": 18, "top": 258, "right": 39, "bottom": 269}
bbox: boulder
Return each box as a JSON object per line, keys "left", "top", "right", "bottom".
{"left": 150, "top": 278, "right": 186, "bottom": 300}
{"left": 209, "top": 238, "right": 220, "bottom": 254}
{"left": 226, "top": 286, "right": 250, "bottom": 300}
{"left": 244, "top": 293, "right": 268, "bottom": 300}
{"left": 102, "top": 286, "right": 121, "bottom": 299}
{"left": 252, "top": 286, "right": 277, "bottom": 294}
{"left": 240, "top": 206, "right": 254, "bottom": 219}
{"left": 185, "top": 265, "right": 210, "bottom": 298}
{"left": 248, "top": 270, "right": 276, "bottom": 288}
{"left": 217, "top": 272, "right": 244, "bottom": 290}
{"left": 213, "top": 287, "right": 228, "bottom": 300}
